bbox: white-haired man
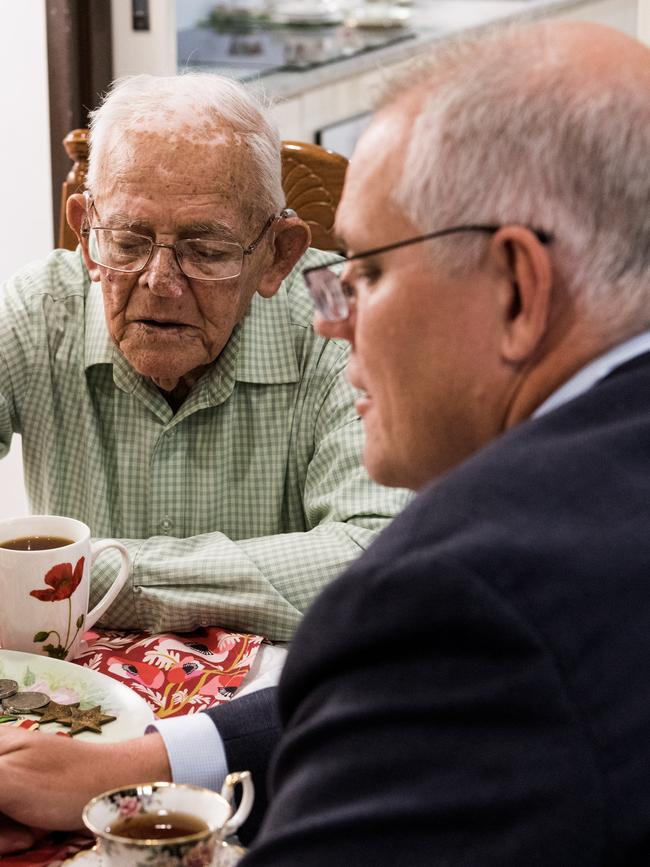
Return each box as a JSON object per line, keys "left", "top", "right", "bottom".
{"left": 3, "top": 19, "right": 650, "bottom": 865}
{"left": 0, "top": 74, "right": 407, "bottom": 643}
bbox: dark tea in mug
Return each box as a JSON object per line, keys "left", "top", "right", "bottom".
{"left": 108, "top": 811, "right": 209, "bottom": 840}
{"left": 0, "top": 536, "right": 74, "bottom": 551}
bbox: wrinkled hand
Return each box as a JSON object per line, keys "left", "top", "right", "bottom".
{"left": 0, "top": 727, "right": 171, "bottom": 835}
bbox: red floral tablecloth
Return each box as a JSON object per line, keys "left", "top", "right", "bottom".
{"left": 75, "top": 626, "right": 263, "bottom": 718}
{"left": 0, "top": 626, "right": 263, "bottom": 864}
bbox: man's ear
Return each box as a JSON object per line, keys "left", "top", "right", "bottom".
{"left": 66, "top": 193, "right": 102, "bottom": 282}
{"left": 491, "top": 226, "right": 553, "bottom": 365}
{"left": 257, "top": 214, "right": 311, "bottom": 299}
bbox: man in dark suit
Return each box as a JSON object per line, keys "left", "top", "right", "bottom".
{"left": 234, "top": 18, "right": 650, "bottom": 865}
{"left": 1, "top": 17, "right": 650, "bottom": 865}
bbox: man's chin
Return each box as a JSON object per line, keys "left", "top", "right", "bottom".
{"left": 364, "top": 446, "right": 411, "bottom": 491}
{"left": 122, "top": 351, "right": 198, "bottom": 392}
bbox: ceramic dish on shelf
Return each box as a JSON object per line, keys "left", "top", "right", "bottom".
{"left": 272, "top": 1, "right": 344, "bottom": 26}
{"left": 346, "top": 3, "right": 411, "bottom": 28}
{"left": 0, "top": 648, "right": 153, "bottom": 742}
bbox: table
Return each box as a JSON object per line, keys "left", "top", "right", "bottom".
{"left": 0, "top": 626, "right": 266, "bottom": 865}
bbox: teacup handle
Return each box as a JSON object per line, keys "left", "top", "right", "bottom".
{"left": 219, "top": 771, "right": 255, "bottom": 838}
{"left": 85, "top": 540, "right": 130, "bottom": 630}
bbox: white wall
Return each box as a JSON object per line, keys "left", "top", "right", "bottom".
{"left": 111, "top": 0, "right": 177, "bottom": 76}
{"left": 0, "top": 1, "right": 52, "bottom": 282}
{"left": 0, "top": 1, "right": 50, "bottom": 517}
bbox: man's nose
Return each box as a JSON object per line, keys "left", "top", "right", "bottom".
{"left": 142, "top": 245, "right": 186, "bottom": 298}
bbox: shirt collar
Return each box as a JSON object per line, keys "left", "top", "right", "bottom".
{"left": 84, "top": 279, "right": 115, "bottom": 368}
{"left": 533, "top": 329, "right": 650, "bottom": 418}
{"left": 84, "top": 277, "right": 300, "bottom": 385}
{"left": 236, "top": 282, "right": 300, "bottom": 383}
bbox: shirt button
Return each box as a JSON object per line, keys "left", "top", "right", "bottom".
{"left": 159, "top": 516, "right": 173, "bottom": 533}
{"left": 133, "top": 586, "right": 142, "bottom": 595}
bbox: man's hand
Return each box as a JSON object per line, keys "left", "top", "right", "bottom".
{"left": 0, "top": 727, "right": 172, "bottom": 835}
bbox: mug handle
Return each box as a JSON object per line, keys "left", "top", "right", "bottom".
{"left": 219, "top": 771, "right": 255, "bottom": 839}
{"left": 84, "top": 540, "right": 130, "bottom": 630}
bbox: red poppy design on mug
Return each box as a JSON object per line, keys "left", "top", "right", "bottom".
{"left": 29, "top": 557, "right": 86, "bottom": 658}
{"left": 30, "top": 557, "right": 85, "bottom": 602}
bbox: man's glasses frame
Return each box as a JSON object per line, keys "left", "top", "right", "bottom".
{"left": 303, "top": 223, "right": 553, "bottom": 321}
{"left": 82, "top": 197, "right": 296, "bottom": 282}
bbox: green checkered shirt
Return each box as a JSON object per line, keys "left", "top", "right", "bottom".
{"left": 0, "top": 248, "right": 410, "bottom": 640}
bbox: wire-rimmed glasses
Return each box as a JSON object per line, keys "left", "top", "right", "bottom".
{"left": 83, "top": 204, "right": 296, "bottom": 281}
{"left": 303, "top": 223, "right": 553, "bottom": 321}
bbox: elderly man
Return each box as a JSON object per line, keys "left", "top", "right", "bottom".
{"left": 0, "top": 72, "right": 407, "bottom": 642}
{"left": 0, "top": 72, "right": 408, "bottom": 851}
{"left": 2, "top": 18, "right": 650, "bottom": 864}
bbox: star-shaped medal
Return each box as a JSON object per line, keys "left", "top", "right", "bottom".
{"left": 34, "top": 700, "right": 80, "bottom": 726}
{"left": 65, "top": 705, "right": 117, "bottom": 735}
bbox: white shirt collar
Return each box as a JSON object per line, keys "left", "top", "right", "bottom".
{"left": 533, "top": 329, "right": 650, "bottom": 419}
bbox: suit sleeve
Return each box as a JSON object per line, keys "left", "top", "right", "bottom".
{"left": 241, "top": 554, "right": 607, "bottom": 866}
{"left": 206, "top": 687, "right": 281, "bottom": 844}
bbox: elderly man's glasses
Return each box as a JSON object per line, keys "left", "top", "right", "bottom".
{"left": 303, "top": 224, "right": 553, "bottom": 321}
{"left": 83, "top": 203, "right": 296, "bottom": 281}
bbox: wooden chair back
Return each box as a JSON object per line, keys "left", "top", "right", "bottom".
{"left": 59, "top": 130, "right": 347, "bottom": 252}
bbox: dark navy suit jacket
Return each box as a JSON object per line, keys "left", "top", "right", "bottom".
{"left": 217, "top": 353, "right": 650, "bottom": 865}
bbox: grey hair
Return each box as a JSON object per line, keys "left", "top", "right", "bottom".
{"left": 86, "top": 72, "right": 284, "bottom": 216}
{"left": 381, "top": 23, "right": 650, "bottom": 335}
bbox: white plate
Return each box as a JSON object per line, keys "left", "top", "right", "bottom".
{"left": 62, "top": 840, "right": 247, "bottom": 865}
{"left": 0, "top": 649, "right": 154, "bottom": 742}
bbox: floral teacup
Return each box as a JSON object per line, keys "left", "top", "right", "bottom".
{"left": 83, "top": 775, "right": 254, "bottom": 866}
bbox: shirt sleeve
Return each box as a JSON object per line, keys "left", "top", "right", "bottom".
{"left": 0, "top": 269, "right": 35, "bottom": 459}
{"left": 149, "top": 713, "right": 229, "bottom": 792}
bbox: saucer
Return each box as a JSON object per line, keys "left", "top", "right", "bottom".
{"left": 62, "top": 840, "right": 247, "bottom": 865}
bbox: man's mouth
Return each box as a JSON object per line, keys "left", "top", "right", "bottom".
{"left": 138, "top": 319, "right": 189, "bottom": 330}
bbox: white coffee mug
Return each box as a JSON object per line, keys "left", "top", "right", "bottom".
{"left": 83, "top": 775, "right": 254, "bottom": 867}
{"left": 0, "top": 515, "right": 129, "bottom": 660}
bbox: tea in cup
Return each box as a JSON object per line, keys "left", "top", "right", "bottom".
{"left": 83, "top": 775, "right": 254, "bottom": 867}
{"left": 0, "top": 515, "right": 130, "bottom": 660}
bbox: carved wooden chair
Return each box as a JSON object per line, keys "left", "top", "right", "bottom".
{"left": 59, "top": 129, "right": 348, "bottom": 252}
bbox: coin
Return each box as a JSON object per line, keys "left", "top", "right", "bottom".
{"left": 2, "top": 691, "right": 50, "bottom": 714}
{"left": 0, "top": 679, "right": 18, "bottom": 700}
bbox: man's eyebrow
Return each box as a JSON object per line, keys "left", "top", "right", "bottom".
{"left": 98, "top": 211, "right": 144, "bottom": 231}
{"left": 176, "top": 221, "right": 238, "bottom": 240}
{"left": 94, "top": 212, "right": 239, "bottom": 241}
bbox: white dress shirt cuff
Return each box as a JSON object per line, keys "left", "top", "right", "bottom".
{"left": 147, "top": 712, "right": 228, "bottom": 792}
